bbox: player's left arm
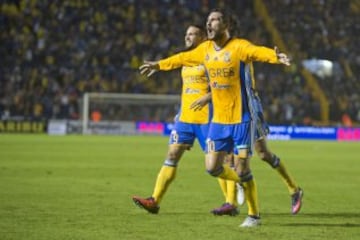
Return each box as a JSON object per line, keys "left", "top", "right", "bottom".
{"left": 240, "top": 40, "right": 290, "bottom": 66}
{"left": 139, "top": 60, "right": 160, "bottom": 77}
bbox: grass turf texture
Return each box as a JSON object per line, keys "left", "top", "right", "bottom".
{"left": 0, "top": 134, "right": 359, "bottom": 240}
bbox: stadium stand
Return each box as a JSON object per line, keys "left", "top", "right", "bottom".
{"left": 263, "top": 0, "right": 360, "bottom": 125}
{"left": 0, "top": 0, "right": 358, "bottom": 125}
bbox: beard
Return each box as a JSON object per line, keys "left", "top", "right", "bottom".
{"left": 209, "top": 32, "right": 223, "bottom": 41}
{"left": 207, "top": 29, "right": 225, "bottom": 41}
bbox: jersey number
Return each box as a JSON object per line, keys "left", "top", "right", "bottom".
{"left": 206, "top": 139, "right": 215, "bottom": 152}
{"left": 171, "top": 131, "right": 179, "bottom": 143}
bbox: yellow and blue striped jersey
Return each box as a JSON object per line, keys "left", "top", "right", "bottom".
{"left": 159, "top": 38, "right": 279, "bottom": 124}
{"left": 178, "top": 65, "right": 210, "bottom": 124}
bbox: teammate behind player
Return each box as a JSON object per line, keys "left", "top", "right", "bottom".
{"left": 132, "top": 25, "right": 214, "bottom": 214}
{"left": 193, "top": 84, "right": 304, "bottom": 215}
{"left": 216, "top": 90, "right": 304, "bottom": 215}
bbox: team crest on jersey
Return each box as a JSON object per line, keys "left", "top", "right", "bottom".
{"left": 224, "top": 52, "right": 231, "bottom": 62}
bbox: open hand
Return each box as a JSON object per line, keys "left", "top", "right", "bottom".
{"left": 139, "top": 60, "right": 159, "bottom": 77}
{"left": 275, "top": 46, "right": 291, "bottom": 66}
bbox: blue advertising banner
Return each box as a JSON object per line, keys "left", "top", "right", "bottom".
{"left": 268, "top": 125, "right": 337, "bottom": 140}
{"left": 135, "top": 121, "right": 360, "bottom": 141}
{"left": 268, "top": 125, "right": 360, "bottom": 141}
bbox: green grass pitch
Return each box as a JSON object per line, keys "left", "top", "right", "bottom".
{"left": 0, "top": 134, "right": 359, "bottom": 240}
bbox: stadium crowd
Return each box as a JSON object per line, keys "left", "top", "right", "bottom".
{"left": 263, "top": 0, "right": 360, "bottom": 125}
{"left": 0, "top": 0, "right": 358, "bottom": 125}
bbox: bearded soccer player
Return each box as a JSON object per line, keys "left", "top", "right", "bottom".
{"left": 139, "top": 8, "right": 291, "bottom": 227}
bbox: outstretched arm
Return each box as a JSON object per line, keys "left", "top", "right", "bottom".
{"left": 139, "top": 42, "right": 207, "bottom": 77}
{"left": 139, "top": 61, "right": 160, "bottom": 77}
{"left": 241, "top": 39, "right": 291, "bottom": 66}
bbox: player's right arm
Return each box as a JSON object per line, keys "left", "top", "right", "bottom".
{"left": 139, "top": 60, "right": 160, "bottom": 77}
{"left": 158, "top": 42, "right": 207, "bottom": 70}
{"left": 139, "top": 41, "right": 208, "bottom": 77}
{"left": 189, "top": 92, "right": 211, "bottom": 111}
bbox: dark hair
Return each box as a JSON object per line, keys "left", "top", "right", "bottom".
{"left": 188, "top": 24, "right": 207, "bottom": 39}
{"left": 173, "top": 24, "right": 206, "bottom": 53}
{"left": 208, "top": 8, "right": 238, "bottom": 36}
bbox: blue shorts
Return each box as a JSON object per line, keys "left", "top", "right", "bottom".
{"left": 206, "top": 121, "right": 253, "bottom": 155}
{"left": 169, "top": 121, "right": 209, "bottom": 151}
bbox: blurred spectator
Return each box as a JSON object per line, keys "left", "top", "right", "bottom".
{"left": 263, "top": 0, "right": 359, "bottom": 125}
{"left": 0, "top": 0, "right": 358, "bottom": 125}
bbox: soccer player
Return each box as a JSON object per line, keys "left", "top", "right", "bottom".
{"left": 139, "top": 8, "right": 291, "bottom": 227}
{"left": 132, "top": 24, "right": 217, "bottom": 214}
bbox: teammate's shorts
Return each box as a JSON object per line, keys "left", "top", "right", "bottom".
{"left": 169, "top": 121, "right": 209, "bottom": 151}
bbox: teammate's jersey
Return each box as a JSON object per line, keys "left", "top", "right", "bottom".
{"left": 159, "top": 38, "right": 279, "bottom": 124}
{"left": 178, "top": 65, "right": 210, "bottom": 124}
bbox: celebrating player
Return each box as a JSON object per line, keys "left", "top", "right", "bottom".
{"left": 138, "top": 8, "right": 291, "bottom": 227}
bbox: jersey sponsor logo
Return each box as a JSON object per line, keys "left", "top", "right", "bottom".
{"left": 208, "top": 67, "right": 235, "bottom": 78}
{"left": 211, "top": 82, "right": 230, "bottom": 89}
